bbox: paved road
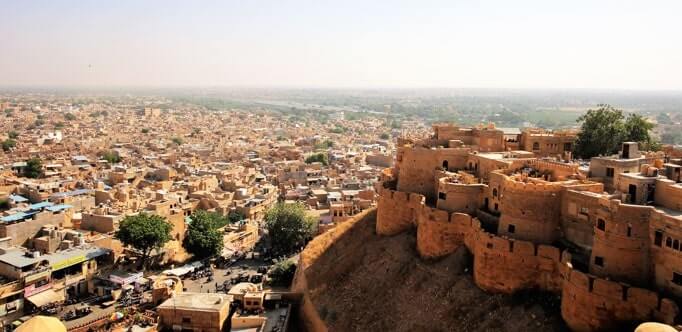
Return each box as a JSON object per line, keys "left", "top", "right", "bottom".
{"left": 181, "top": 258, "right": 269, "bottom": 293}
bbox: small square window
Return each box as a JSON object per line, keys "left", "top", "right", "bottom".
{"left": 438, "top": 192, "right": 446, "bottom": 200}
{"left": 594, "top": 256, "right": 604, "bottom": 267}
{"left": 606, "top": 168, "right": 615, "bottom": 178}
{"left": 597, "top": 219, "right": 606, "bottom": 231}
{"left": 508, "top": 224, "right": 516, "bottom": 233}
{"left": 182, "top": 317, "right": 191, "bottom": 324}
{"left": 673, "top": 272, "right": 682, "bottom": 286}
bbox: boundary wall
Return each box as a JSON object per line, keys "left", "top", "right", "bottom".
{"left": 375, "top": 188, "right": 680, "bottom": 331}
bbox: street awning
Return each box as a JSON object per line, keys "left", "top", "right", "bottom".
{"left": 26, "top": 290, "right": 64, "bottom": 307}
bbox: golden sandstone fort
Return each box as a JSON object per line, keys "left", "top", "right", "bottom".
{"left": 295, "top": 123, "right": 682, "bottom": 332}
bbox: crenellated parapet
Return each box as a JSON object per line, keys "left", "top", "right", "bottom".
{"left": 376, "top": 188, "right": 425, "bottom": 236}
{"left": 497, "top": 175, "right": 566, "bottom": 243}
{"left": 467, "top": 220, "right": 566, "bottom": 294}
{"left": 416, "top": 207, "right": 477, "bottom": 258}
{"left": 375, "top": 184, "right": 681, "bottom": 331}
{"left": 561, "top": 268, "right": 679, "bottom": 332}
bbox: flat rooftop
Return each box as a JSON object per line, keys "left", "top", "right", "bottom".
{"left": 158, "top": 292, "right": 232, "bottom": 311}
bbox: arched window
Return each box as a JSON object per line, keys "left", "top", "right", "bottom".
{"left": 532, "top": 142, "right": 540, "bottom": 150}
{"left": 492, "top": 188, "right": 498, "bottom": 198}
{"left": 674, "top": 240, "right": 680, "bottom": 250}
{"left": 442, "top": 160, "right": 449, "bottom": 170}
{"left": 666, "top": 237, "right": 673, "bottom": 247}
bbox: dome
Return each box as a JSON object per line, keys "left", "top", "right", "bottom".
{"left": 634, "top": 322, "right": 677, "bottom": 332}
{"left": 16, "top": 316, "right": 66, "bottom": 332}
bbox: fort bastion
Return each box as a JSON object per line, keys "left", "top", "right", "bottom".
{"left": 375, "top": 124, "right": 681, "bottom": 331}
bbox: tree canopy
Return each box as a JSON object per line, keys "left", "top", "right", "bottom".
{"left": 574, "top": 104, "right": 658, "bottom": 159}
{"left": 2, "top": 139, "right": 16, "bottom": 152}
{"left": 101, "top": 150, "right": 121, "bottom": 164}
{"left": 183, "top": 210, "right": 225, "bottom": 259}
{"left": 268, "top": 259, "right": 297, "bottom": 287}
{"left": 115, "top": 213, "right": 173, "bottom": 268}
{"left": 305, "top": 153, "right": 328, "bottom": 166}
{"left": 228, "top": 210, "right": 245, "bottom": 224}
{"left": 265, "top": 202, "right": 314, "bottom": 255}
{"left": 24, "top": 158, "right": 43, "bottom": 179}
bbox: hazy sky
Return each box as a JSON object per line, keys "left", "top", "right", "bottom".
{"left": 1, "top": 0, "right": 681, "bottom": 89}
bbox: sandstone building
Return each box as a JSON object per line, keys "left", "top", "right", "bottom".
{"left": 375, "top": 124, "right": 680, "bottom": 331}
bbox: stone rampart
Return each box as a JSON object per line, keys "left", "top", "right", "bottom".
{"left": 376, "top": 188, "right": 425, "bottom": 236}
{"left": 416, "top": 208, "right": 475, "bottom": 258}
{"left": 468, "top": 222, "right": 565, "bottom": 294}
{"left": 498, "top": 177, "right": 564, "bottom": 243}
{"left": 373, "top": 176, "right": 681, "bottom": 331}
{"left": 561, "top": 268, "right": 679, "bottom": 332}
{"left": 292, "top": 209, "right": 377, "bottom": 332}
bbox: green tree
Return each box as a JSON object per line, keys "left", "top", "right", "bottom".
{"left": 101, "top": 150, "right": 121, "bottom": 164}
{"left": 314, "top": 139, "right": 334, "bottom": 150}
{"left": 141, "top": 128, "right": 150, "bottom": 134}
{"left": 115, "top": 213, "right": 172, "bottom": 268}
{"left": 379, "top": 133, "right": 390, "bottom": 140}
{"left": 2, "top": 139, "right": 16, "bottom": 152}
{"left": 268, "top": 259, "right": 297, "bottom": 287}
{"left": 624, "top": 113, "right": 655, "bottom": 145}
{"left": 171, "top": 137, "right": 183, "bottom": 145}
{"left": 329, "top": 126, "right": 345, "bottom": 134}
{"left": 24, "top": 158, "right": 43, "bottom": 178}
{"left": 574, "top": 105, "right": 627, "bottom": 158}
{"left": 8, "top": 131, "right": 18, "bottom": 139}
{"left": 265, "top": 203, "right": 314, "bottom": 255}
{"left": 305, "top": 153, "right": 328, "bottom": 166}
{"left": 64, "top": 113, "right": 77, "bottom": 121}
{"left": 575, "top": 105, "right": 659, "bottom": 158}
{"left": 183, "top": 210, "right": 225, "bottom": 259}
{"left": 228, "top": 210, "right": 245, "bottom": 224}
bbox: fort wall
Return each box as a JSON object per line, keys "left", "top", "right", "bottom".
{"left": 654, "top": 178, "right": 682, "bottom": 211}
{"left": 376, "top": 189, "right": 424, "bottom": 236}
{"left": 498, "top": 178, "right": 564, "bottom": 244}
{"left": 396, "top": 147, "right": 439, "bottom": 201}
{"left": 292, "top": 209, "right": 377, "bottom": 332}
{"left": 416, "top": 208, "right": 475, "bottom": 258}
{"left": 468, "top": 221, "right": 566, "bottom": 294}
{"left": 649, "top": 211, "right": 682, "bottom": 299}
{"left": 561, "top": 268, "right": 678, "bottom": 331}
{"left": 590, "top": 202, "right": 652, "bottom": 286}
{"left": 436, "top": 177, "right": 485, "bottom": 215}
{"left": 373, "top": 183, "right": 681, "bottom": 330}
